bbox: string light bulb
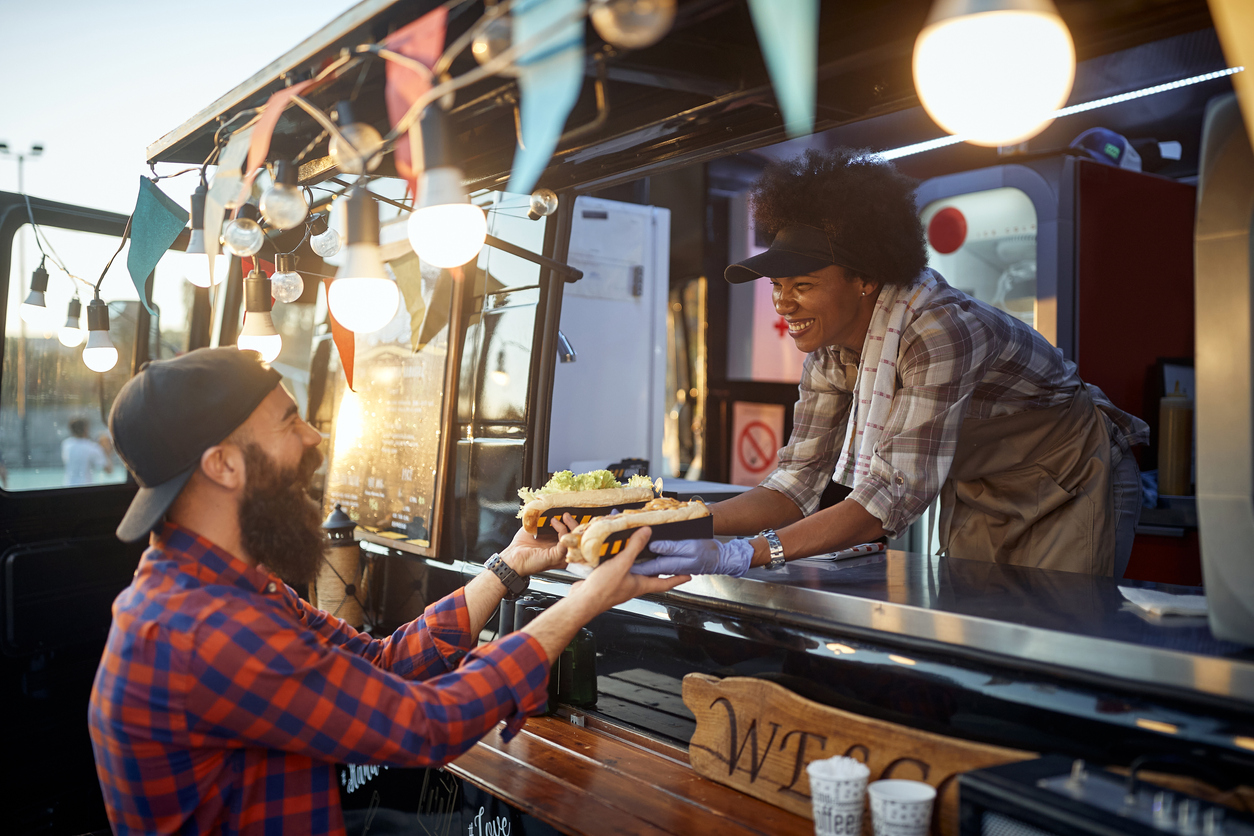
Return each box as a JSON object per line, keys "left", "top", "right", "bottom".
{"left": 472, "top": 14, "right": 513, "bottom": 66}
{"left": 913, "top": 0, "right": 1075, "bottom": 146}
{"left": 259, "top": 160, "right": 308, "bottom": 230}
{"left": 184, "top": 181, "right": 229, "bottom": 287}
{"left": 82, "top": 296, "right": 118, "bottom": 373}
{"left": 271, "top": 252, "right": 305, "bottom": 304}
{"left": 19, "top": 258, "right": 50, "bottom": 324}
{"left": 590, "top": 0, "right": 676, "bottom": 49}
{"left": 237, "top": 266, "right": 283, "bottom": 363}
{"left": 528, "top": 188, "right": 559, "bottom": 220}
{"left": 222, "top": 204, "right": 264, "bottom": 258}
{"left": 407, "top": 110, "right": 486, "bottom": 268}
{"left": 311, "top": 221, "right": 341, "bottom": 258}
{"left": 58, "top": 296, "right": 84, "bottom": 347}
{"left": 329, "top": 100, "right": 383, "bottom": 177}
{"left": 329, "top": 187, "right": 399, "bottom": 333}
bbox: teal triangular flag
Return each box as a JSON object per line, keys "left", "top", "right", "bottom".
{"left": 506, "top": 0, "right": 584, "bottom": 194}
{"left": 748, "top": 0, "right": 818, "bottom": 138}
{"left": 127, "top": 177, "right": 189, "bottom": 315}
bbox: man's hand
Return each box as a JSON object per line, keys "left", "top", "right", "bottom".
{"left": 501, "top": 514, "right": 576, "bottom": 577}
{"left": 630, "top": 538, "right": 753, "bottom": 577}
{"left": 521, "top": 527, "right": 690, "bottom": 663}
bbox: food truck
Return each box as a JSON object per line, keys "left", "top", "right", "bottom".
{"left": 3, "top": 0, "right": 1254, "bottom": 833}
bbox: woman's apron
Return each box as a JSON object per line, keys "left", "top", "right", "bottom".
{"left": 936, "top": 386, "right": 1116, "bottom": 576}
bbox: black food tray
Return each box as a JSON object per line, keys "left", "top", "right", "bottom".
{"left": 596, "top": 515, "right": 714, "bottom": 563}
{"left": 532, "top": 501, "right": 648, "bottom": 535}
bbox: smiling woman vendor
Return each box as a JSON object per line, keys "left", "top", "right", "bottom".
{"left": 635, "top": 149, "right": 1149, "bottom": 580}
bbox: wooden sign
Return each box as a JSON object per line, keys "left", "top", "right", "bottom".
{"left": 682, "top": 674, "right": 1034, "bottom": 836}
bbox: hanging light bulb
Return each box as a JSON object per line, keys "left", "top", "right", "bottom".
{"left": 329, "top": 101, "right": 383, "bottom": 177}
{"left": 528, "top": 188, "right": 559, "bottom": 220}
{"left": 491, "top": 349, "right": 510, "bottom": 387}
{"left": 311, "top": 221, "right": 341, "bottom": 258}
{"left": 184, "top": 181, "right": 230, "bottom": 287}
{"left": 222, "top": 204, "right": 264, "bottom": 258}
{"left": 913, "top": 0, "right": 1075, "bottom": 146}
{"left": 237, "top": 266, "right": 283, "bottom": 363}
{"left": 259, "top": 160, "right": 309, "bottom": 230}
{"left": 82, "top": 296, "right": 118, "bottom": 373}
{"left": 19, "top": 258, "right": 50, "bottom": 325}
{"left": 271, "top": 252, "right": 305, "bottom": 304}
{"left": 407, "top": 109, "right": 487, "bottom": 268}
{"left": 329, "top": 187, "right": 400, "bottom": 333}
{"left": 472, "top": 14, "right": 513, "bottom": 66}
{"left": 58, "top": 296, "right": 84, "bottom": 347}
{"left": 590, "top": 0, "right": 676, "bottom": 49}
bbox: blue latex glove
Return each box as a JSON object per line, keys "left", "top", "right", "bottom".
{"left": 630, "top": 538, "right": 754, "bottom": 578}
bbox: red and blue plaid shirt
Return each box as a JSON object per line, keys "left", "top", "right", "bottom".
{"left": 88, "top": 522, "right": 549, "bottom": 835}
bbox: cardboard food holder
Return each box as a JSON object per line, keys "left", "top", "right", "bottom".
{"left": 531, "top": 501, "right": 649, "bottom": 537}
{"left": 596, "top": 514, "right": 714, "bottom": 562}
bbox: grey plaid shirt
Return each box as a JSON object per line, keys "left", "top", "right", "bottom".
{"left": 760, "top": 276, "right": 1149, "bottom": 537}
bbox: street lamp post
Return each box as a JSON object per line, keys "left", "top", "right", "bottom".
{"left": 1, "top": 142, "right": 45, "bottom": 473}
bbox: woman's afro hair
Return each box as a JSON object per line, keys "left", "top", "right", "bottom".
{"left": 750, "top": 148, "right": 929, "bottom": 287}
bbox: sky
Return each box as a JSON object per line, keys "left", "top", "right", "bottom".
{"left": 0, "top": 0, "right": 361, "bottom": 335}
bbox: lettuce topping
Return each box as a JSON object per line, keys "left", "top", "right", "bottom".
{"left": 517, "top": 469, "right": 653, "bottom": 507}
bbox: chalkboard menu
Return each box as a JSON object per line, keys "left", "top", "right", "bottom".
{"left": 322, "top": 251, "right": 448, "bottom": 557}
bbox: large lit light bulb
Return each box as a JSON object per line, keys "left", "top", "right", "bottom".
{"left": 237, "top": 266, "right": 283, "bottom": 362}
{"left": 271, "top": 252, "right": 305, "bottom": 304}
{"left": 472, "top": 14, "right": 512, "bottom": 66}
{"left": 259, "top": 160, "right": 309, "bottom": 230}
{"left": 19, "top": 260, "right": 50, "bottom": 325}
{"left": 58, "top": 297, "right": 84, "bottom": 347}
{"left": 408, "top": 168, "right": 487, "bottom": 268}
{"left": 222, "top": 216, "right": 264, "bottom": 257}
{"left": 311, "top": 224, "right": 341, "bottom": 258}
{"left": 913, "top": 0, "right": 1075, "bottom": 146}
{"left": 184, "top": 183, "right": 229, "bottom": 286}
{"left": 330, "top": 188, "right": 400, "bottom": 333}
{"left": 329, "top": 101, "right": 383, "bottom": 176}
{"left": 82, "top": 297, "right": 118, "bottom": 373}
{"left": 590, "top": 0, "right": 676, "bottom": 49}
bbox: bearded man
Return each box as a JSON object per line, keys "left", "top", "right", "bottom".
{"left": 88, "top": 348, "right": 685, "bottom": 835}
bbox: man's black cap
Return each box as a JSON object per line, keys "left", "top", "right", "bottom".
{"left": 725, "top": 224, "right": 872, "bottom": 283}
{"left": 109, "top": 348, "right": 283, "bottom": 543}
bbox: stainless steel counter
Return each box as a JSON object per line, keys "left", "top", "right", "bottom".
{"left": 655, "top": 552, "right": 1254, "bottom": 708}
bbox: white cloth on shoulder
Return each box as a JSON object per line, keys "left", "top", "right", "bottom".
{"left": 834, "top": 271, "right": 941, "bottom": 489}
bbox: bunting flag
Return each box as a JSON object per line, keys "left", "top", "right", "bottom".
{"left": 324, "top": 277, "right": 356, "bottom": 391}
{"left": 747, "top": 0, "right": 818, "bottom": 138}
{"left": 388, "top": 249, "right": 427, "bottom": 352}
{"left": 126, "top": 178, "right": 188, "bottom": 315}
{"left": 383, "top": 7, "right": 448, "bottom": 196}
{"left": 237, "top": 79, "right": 316, "bottom": 204}
{"left": 205, "top": 125, "right": 254, "bottom": 286}
{"left": 506, "top": 0, "right": 584, "bottom": 194}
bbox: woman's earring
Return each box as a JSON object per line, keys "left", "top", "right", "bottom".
{"left": 861, "top": 291, "right": 866, "bottom": 296}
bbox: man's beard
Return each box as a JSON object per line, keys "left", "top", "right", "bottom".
{"left": 238, "top": 443, "right": 326, "bottom": 586}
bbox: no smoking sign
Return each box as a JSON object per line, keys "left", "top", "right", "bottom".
{"left": 731, "top": 402, "right": 785, "bottom": 486}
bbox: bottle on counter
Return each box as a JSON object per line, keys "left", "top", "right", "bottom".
{"left": 1158, "top": 381, "right": 1193, "bottom": 496}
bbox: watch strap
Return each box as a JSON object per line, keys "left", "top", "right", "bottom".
{"left": 485, "top": 553, "right": 529, "bottom": 599}
{"left": 759, "top": 529, "right": 785, "bottom": 570}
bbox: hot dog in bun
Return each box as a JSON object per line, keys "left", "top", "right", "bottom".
{"left": 561, "top": 497, "right": 712, "bottom": 567}
{"left": 517, "top": 469, "right": 655, "bottom": 535}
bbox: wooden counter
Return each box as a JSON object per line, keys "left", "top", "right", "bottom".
{"left": 447, "top": 712, "right": 813, "bottom": 836}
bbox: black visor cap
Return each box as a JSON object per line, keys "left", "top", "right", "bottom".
{"left": 725, "top": 225, "right": 867, "bottom": 283}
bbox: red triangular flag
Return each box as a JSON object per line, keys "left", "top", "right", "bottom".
{"left": 238, "top": 79, "right": 317, "bottom": 203}
{"left": 383, "top": 7, "right": 448, "bottom": 195}
{"left": 324, "top": 277, "right": 356, "bottom": 391}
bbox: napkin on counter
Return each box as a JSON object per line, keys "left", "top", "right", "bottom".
{"left": 1119, "top": 586, "right": 1208, "bottom": 617}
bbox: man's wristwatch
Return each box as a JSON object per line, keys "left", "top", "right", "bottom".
{"left": 758, "top": 529, "right": 786, "bottom": 570}
{"left": 485, "top": 553, "right": 529, "bottom": 599}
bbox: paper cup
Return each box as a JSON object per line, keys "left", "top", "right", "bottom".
{"left": 868, "top": 779, "right": 936, "bottom": 836}
{"left": 807, "top": 756, "right": 870, "bottom": 836}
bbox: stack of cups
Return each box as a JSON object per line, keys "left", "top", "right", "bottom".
{"left": 807, "top": 756, "right": 870, "bottom": 836}
{"left": 868, "top": 780, "right": 937, "bottom": 836}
